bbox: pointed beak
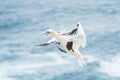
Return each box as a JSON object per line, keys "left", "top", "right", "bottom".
{"left": 40, "top": 31, "right": 50, "bottom": 36}
{"left": 40, "top": 32, "right": 46, "bottom": 36}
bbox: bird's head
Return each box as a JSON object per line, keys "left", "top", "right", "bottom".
{"left": 46, "top": 29, "right": 58, "bottom": 37}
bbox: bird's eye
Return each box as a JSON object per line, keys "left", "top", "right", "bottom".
{"left": 46, "top": 31, "right": 50, "bottom": 34}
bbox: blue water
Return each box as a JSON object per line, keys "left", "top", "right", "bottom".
{"left": 0, "top": 0, "right": 120, "bottom": 80}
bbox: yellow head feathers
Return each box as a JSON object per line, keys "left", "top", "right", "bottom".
{"left": 46, "top": 29, "right": 58, "bottom": 37}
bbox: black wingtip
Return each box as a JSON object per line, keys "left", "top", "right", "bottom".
{"left": 57, "top": 46, "right": 67, "bottom": 53}
{"left": 77, "top": 23, "right": 79, "bottom": 27}
{"left": 36, "top": 43, "right": 49, "bottom": 46}
{"left": 35, "top": 44, "right": 42, "bottom": 46}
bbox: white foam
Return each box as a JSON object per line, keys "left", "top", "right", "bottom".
{"left": 1, "top": 52, "right": 119, "bottom": 80}
{"left": 84, "top": 54, "right": 120, "bottom": 77}
{"left": 0, "top": 52, "right": 70, "bottom": 80}
{"left": 99, "top": 54, "right": 120, "bottom": 77}
{"left": 84, "top": 55, "right": 98, "bottom": 63}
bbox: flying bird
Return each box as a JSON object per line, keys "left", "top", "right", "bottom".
{"left": 37, "top": 23, "right": 86, "bottom": 66}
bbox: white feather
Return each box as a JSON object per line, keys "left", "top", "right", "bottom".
{"left": 40, "top": 22, "right": 87, "bottom": 66}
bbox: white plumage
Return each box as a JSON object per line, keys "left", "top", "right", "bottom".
{"left": 38, "top": 23, "right": 86, "bottom": 66}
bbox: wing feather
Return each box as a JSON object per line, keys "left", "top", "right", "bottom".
{"left": 67, "top": 23, "right": 86, "bottom": 48}
{"left": 36, "top": 38, "right": 59, "bottom": 46}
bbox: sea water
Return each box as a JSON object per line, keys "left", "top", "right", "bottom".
{"left": 0, "top": 0, "right": 120, "bottom": 80}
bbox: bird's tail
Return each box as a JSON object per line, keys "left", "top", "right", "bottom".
{"left": 75, "top": 52, "right": 86, "bottom": 67}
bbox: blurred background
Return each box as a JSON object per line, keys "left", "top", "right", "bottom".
{"left": 0, "top": 0, "right": 120, "bottom": 80}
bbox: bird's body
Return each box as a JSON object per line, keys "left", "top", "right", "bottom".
{"left": 37, "top": 23, "right": 86, "bottom": 66}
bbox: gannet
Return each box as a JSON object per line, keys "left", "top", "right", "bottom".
{"left": 37, "top": 23, "right": 86, "bottom": 66}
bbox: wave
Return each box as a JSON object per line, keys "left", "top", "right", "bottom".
{"left": 0, "top": 52, "right": 119, "bottom": 80}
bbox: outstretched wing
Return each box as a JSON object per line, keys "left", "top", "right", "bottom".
{"left": 69, "top": 23, "right": 86, "bottom": 48}
{"left": 61, "top": 23, "right": 86, "bottom": 48}
{"left": 59, "top": 27, "right": 78, "bottom": 36}
{"left": 37, "top": 37, "right": 67, "bottom": 53}
{"left": 36, "top": 38, "right": 59, "bottom": 46}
